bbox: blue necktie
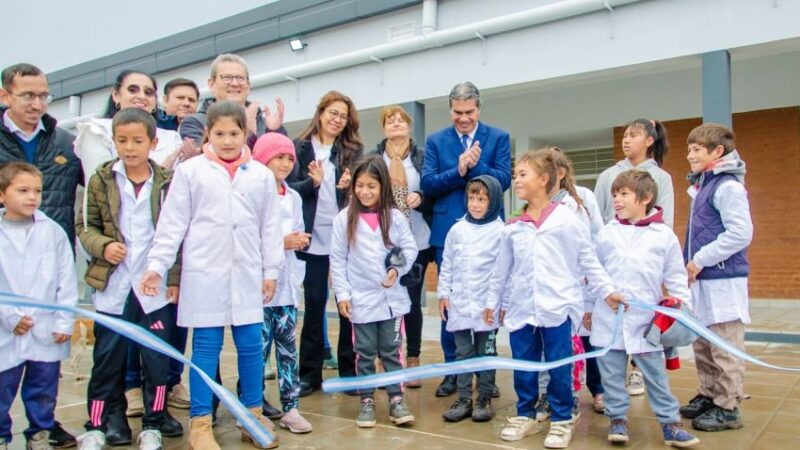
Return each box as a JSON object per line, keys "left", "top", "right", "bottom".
{"left": 461, "top": 134, "right": 469, "bottom": 151}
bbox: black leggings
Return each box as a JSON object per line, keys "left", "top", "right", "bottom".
{"left": 403, "top": 247, "right": 434, "bottom": 358}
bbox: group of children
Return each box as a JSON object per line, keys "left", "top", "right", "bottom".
{"left": 0, "top": 104, "right": 752, "bottom": 450}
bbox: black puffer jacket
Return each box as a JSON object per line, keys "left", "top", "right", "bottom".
{"left": 0, "top": 106, "right": 81, "bottom": 244}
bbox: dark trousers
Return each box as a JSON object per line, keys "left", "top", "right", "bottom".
{"left": 126, "top": 302, "right": 187, "bottom": 390}
{"left": 0, "top": 361, "right": 60, "bottom": 442}
{"left": 404, "top": 247, "right": 433, "bottom": 358}
{"left": 298, "top": 254, "right": 355, "bottom": 386}
{"left": 434, "top": 247, "right": 457, "bottom": 362}
{"left": 509, "top": 319, "right": 573, "bottom": 422}
{"left": 580, "top": 336, "right": 604, "bottom": 396}
{"left": 353, "top": 317, "right": 404, "bottom": 399}
{"left": 86, "top": 291, "right": 174, "bottom": 431}
{"left": 453, "top": 329, "right": 498, "bottom": 398}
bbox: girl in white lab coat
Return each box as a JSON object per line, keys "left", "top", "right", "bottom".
{"left": 140, "top": 101, "right": 283, "bottom": 450}
{"left": 330, "top": 155, "right": 417, "bottom": 429}
{"left": 483, "top": 149, "right": 622, "bottom": 448}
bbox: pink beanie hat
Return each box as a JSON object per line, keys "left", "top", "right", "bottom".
{"left": 253, "top": 133, "right": 296, "bottom": 165}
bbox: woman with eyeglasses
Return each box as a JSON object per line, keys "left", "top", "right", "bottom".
{"left": 287, "top": 91, "right": 363, "bottom": 396}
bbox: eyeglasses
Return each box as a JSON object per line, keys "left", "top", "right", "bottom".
{"left": 325, "top": 109, "right": 348, "bottom": 122}
{"left": 217, "top": 74, "right": 248, "bottom": 85}
{"left": 10, "top": 92, "right": 53, "bottom": 104}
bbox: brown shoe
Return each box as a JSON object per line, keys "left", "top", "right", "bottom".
{"left": 405, "top": 357, "right": 422, "bottom": 388}
{"left": 241, "top": 407, "right": 279, "bottom": 449}
{"left": 188, "top": 415, "right": 220, "bottom": 450}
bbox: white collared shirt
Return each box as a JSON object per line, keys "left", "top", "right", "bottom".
{"left": 93, "top": 160, "right": 169, "bottom": 314}
{"left": 3, "top": 110, "right": 45, "bottom": 142}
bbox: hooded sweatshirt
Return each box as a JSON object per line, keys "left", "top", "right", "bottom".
{"left": 438, "top": 175, "right": 505, "bottom": 332}
{"left": 594, "top": 158, "right": 674, "bottom": 228}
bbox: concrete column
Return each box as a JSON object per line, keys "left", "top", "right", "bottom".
{"left": 400, "top": 101, "right": 426, "bottom": 146}
{"left": 702, "top": 50, "right": 732, "bottom": 127}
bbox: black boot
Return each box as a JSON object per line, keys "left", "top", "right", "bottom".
{"left": 262, "top": 397, "right": 284, "bottom": 419}
{"left": 435, "top": 375, "right": 457, "bottom": 397}
{"left": 680, "top": 394, "right": 714, "bottom": 419}
{"left": 49, "top": 421, "right": 77, "bottom": 448}
{"left": 105, "top": 413, "right": 133, "bottom": 446}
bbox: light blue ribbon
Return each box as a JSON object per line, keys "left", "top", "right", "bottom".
{"left": 0, "top": 293, "right": 274, "bottom": 447}
{"left": 323, "top": 300, "right": 800, "bottom": 392}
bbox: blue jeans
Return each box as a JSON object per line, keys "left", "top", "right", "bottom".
{"left": 0, "top": 361, "right": 60, "bottom": 442}
{"left": 189, "top": 323, "right": 263, "bottom": 417}
{"left": 598, "top": 350, "right": 680, "bottom": 423}
{"left": 434, "top": 246, "right": 456, "bottom": 363}
{"left": 125, "top": 303, "right": 187, "bottom": 390}
{"left": 509, "top": 320, "right": 573, "bottom": 422}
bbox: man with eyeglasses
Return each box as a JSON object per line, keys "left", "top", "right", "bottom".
{"left": 179, "top": 53, "right": 286, "bottom": 155}
{"left": 0, "top": 63, "right": 81, "bottom": 448}
{"left": 0, "top": 63, "right": 82, "bottom": 248}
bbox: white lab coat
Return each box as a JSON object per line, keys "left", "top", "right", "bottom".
{"left": 74, "top": 117, "right": 182, "bottom": 171}
{"left": 437, "top": 217, "right": 503, "bottom": 332}
{"left": 688, "top": 180, "right": 753, "bottom": 326}
{"left": 330, "top": 208, "right": 418, "bottom": 324}
{"left": 590, "top": 218, "right": 691, "bottom": 354}
{"left": 146, "top": 154, "right": 283, "bottom": 327}
{"left": 267, "top": 183, "right": 306, "bottom": 308}
{"left": 485, "top": 203, "right": 615, "bottom": 332}
{"left": 0, "top": 210, "right": 78, "bottom": 372}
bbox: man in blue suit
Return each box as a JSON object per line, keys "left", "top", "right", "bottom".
{"left": 421, "top": 81, "right": 511, "bottom": 397}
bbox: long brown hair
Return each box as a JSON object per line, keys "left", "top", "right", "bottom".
{"left": 298, "top": 91, "right": 363, "bottom": 170}
{"left": 517, "top": 149, "right": 559, "bottom": 194}
{"left": 346, "top": 155, "right": 395, "bottom": 248}
{"left": 544, "top": 146, "right": 585, "bottom": 214}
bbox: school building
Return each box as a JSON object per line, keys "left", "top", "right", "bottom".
{"left": 36, "top": 0, "right": 800, "bottom": 300}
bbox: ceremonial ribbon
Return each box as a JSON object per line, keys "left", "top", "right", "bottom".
{"left": 0, "top": 293, "right": 274, "bottom": 447}
{"left": 323, "top": 300, "right": 800, "bottom": 393}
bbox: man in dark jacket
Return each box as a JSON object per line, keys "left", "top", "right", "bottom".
{"left": 0, "top": 63, "right": 81, "bottom": 247}
{"left": 0, "top": 62, "right": 80, "bottom": 448}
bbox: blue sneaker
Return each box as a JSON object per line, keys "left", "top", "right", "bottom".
{"left": 662, "top": 422, "right": 700, "bottom": 448}
{"left": 608, "top": 418, "right": 629, "bottom": 443}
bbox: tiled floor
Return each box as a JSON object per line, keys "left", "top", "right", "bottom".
{"left": 6, "top": 299, "right": 800, "bottom": 449}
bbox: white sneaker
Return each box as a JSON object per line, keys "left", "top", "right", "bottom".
{"left": 167, "top": 384, "right": 190, "bottom": 409}
{"left": 76, "top": 431, "right": 106, "bottom": 450}
{"left": 544, "top": 421, "right": 573, "bottom": 449}
{"left": 137, "top": 430, "right": 163, "bottom": 450}
{"left": 626, "top": 369, "right": 645, "bottom": 396}
{"left": 26, "top": 431, "right": 51, "bottom": 450}
{"left": 500, "top": 416, "right": 540, "bottom": 442}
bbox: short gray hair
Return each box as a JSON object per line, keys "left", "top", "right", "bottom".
{"left": 448, "top": 81, "right": 480, "bottom": 108}
{"left": 209, "top": 54, "right": 249, "bottom": 79}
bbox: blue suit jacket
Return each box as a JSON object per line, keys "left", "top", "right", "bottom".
{"left": 421, "top": 122, "right": 511, "bottom": 248}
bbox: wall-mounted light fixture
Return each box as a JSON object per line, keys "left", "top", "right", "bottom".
{"left": 289, "top": 38, "right": 307, "bottom": 52}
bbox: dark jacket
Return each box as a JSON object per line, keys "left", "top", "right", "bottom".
{"left": 0, "top": 106, "right": 81, "bottom": 245}
{"left": 76, "top": 159, "right": 181, "bottom": 290}
{"left": 367, "top": 139, "right": 434, "bottom": 227}
{"left": 287, "top": 137, "right": 363, "bottom": 241}
{"left": 188, "top": 97, "right": 287, "bottom": 147}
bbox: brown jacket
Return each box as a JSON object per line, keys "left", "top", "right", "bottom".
{"left": 76, "top": 159, "right": 181, "bottom": 291}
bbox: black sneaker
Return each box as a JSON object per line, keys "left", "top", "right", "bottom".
{"left": 49, "top": 421, "right": 77, "bottom": 448}
{"left": 680, "top": 394, "right": 715, "bottom": 419}
{"left": 299, "top": 380, "right": 319, "bottom": 397}
{"left": 435, "top": 375, "right": 457, "bottom": 397}
{"left": 691, "top": 405, "right": 743, "bottom": 432}
{"left": 471, "top": 395, "right": 493, "bottom": 422}
{"left": 442, "top": 398, "right": 473, "bottom": 422}
{"left": 158, "top": 411, "right": 184, "bottom": 438}
{"left": 262, "top": 398, "right": 284, "bottom": 420}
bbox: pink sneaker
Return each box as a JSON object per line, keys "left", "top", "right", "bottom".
{"left": 279, "top": 408, "right": 312, "bottom": 434}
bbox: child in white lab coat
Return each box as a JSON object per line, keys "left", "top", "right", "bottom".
{"left": 330, "top": 154, "right": 417, "bottom": 429}
{"left": 140, "top": 101, "right": 283, "bottom": 450}
{"left": 0, "top": 162, "right": 77, "bottom": 449}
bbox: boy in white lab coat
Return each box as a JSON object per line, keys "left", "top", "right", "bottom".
{"left": 438, "top": 175, "right": 503, "bottom": 423}
{"left": 589, "top": 169, "right": 699, "bottom": 447}
{"left": 0, "top": 162, "right": 78, "bottom": 450}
